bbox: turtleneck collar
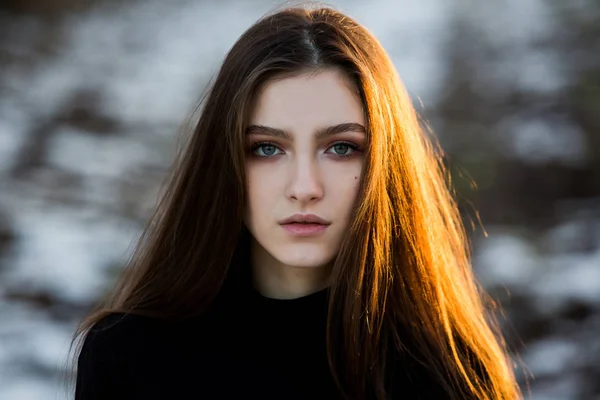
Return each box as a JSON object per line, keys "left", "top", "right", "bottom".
{"left": 248, "top": 283, "right": 330, "bottom": 311}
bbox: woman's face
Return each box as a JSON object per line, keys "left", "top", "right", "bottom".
{"left": 244, "top": 69, "right": 366, "bottom": 272}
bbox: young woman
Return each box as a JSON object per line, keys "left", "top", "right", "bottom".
{"left": 72, "top": 4, "right": 523, "bottom": 400}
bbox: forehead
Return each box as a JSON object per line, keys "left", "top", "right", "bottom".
{"left": 249, "top": 69, "right": 364, "bottom": 129}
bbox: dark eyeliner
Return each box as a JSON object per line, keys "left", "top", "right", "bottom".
{"left": 328, "top": 141, "right": 362, "bottom": 158}
{"left": 249, "top": 141, "right": 282, "bottom": 158}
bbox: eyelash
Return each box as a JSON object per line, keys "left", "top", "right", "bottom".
{"left": 249, "top": 141, "right": 361, "bottom": 159}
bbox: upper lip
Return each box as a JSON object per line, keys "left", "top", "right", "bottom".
{"left": 279, "top": 213, "right": 331, "bottom": 225}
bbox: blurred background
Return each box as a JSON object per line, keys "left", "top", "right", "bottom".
{"left": 0, "top": 0, "right": 598, "bottom": 399}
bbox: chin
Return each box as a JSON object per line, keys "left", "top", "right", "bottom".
{"left": 274, "top": 246, "right": 335, "bottom": 269}
{"left": 281, "top": 259, "right": 331, "bottom": 268}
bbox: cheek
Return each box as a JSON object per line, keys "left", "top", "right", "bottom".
{"left": 245, "top": 163, "right": 280, "bottom": 217}
{"left": 344, "top": 176, "right": 361, "bottom": 208}
{"left": 326, "top": 162, "right": 362, "bottom": 199}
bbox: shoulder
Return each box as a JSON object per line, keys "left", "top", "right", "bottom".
{"left": 75, "top": 312, "right": 177, "bottom": 399}
{"left": 87, "top": 312, "right": 161, "bottom": 336}
{"left": 79, "top": 311, "right": 214, "bottom": 361}
{"left": 75, "top": 313, "right": 131, "bottom": 399}
{"left": 77, "top": 312, "right": 159, "bottom": 369}
{"left": 79, "top": 311, "right": 196, "bottom": 358}
{"left": 385, "top": 348, "right": 449, "bottom": 399}
{"left": 81, "top": 313, "right": 156, "bottom": 352}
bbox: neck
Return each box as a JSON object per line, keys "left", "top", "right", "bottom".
{"left": 250, "top": 241, "right": 332, "bottom": 300}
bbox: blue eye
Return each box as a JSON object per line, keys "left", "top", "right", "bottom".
{"left": 252, "top": 143, "right": 282, "bottom": 157}
{"left": 331, "top": 143, "right": 350, "bottom": 155}
{"left": 326, "top": 142, "right": 359, "bottom": 157}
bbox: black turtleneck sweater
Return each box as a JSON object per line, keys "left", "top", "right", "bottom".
{"left": 75, "top": 283, "right": 448, "bottom": 399}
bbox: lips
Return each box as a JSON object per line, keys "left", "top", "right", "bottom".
{"left": 278, "top": 213, "right": 330, "bottom": 225}
{"left": 279, "top": 214, "right": 330, "bottom": 236}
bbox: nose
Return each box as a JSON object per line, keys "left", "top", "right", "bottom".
{"left": 285, "top": 155, "right": 324, "bottom": 204}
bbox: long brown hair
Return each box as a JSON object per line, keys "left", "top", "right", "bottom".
{"left": 72, "top": 4, "right": 522, "bottom": 399}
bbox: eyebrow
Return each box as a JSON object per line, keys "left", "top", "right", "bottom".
{"left": 245, "top": 122, "right": 366, "bottom": 140}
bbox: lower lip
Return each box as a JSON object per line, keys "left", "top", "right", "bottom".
{"left": 281, "top": 223, "right": 329, "bottom": 236}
